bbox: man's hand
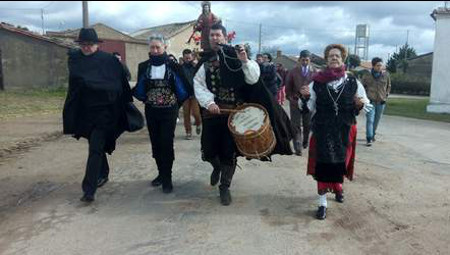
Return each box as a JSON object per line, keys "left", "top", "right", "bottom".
{"left": 354, "top": 96, "right": 364, "bottom": 110}
{"left": 235, "top": 44, "right": 248, "bottom": 63}
{"left": 207, "top": 103, "right": 221, "bottom": 114}
{"left": 300, "top": 86, "right": 310, "bottom": 98}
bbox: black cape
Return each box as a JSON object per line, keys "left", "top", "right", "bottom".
{"left": 63, "top": 49, "right": 133, "bottom": 154}
{"left": 196, "top": 49, "right": 294, "bottom": 159}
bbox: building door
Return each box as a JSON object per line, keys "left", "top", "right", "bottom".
{"left": 0, "top": 49, "right": 3, "bottom": 90}
{"left": 99, "top": 40, "right": 126, "bottom": 63}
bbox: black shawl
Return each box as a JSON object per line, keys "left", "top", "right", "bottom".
{"left": 63, "top": 49, "right": 132, "bottom": 154}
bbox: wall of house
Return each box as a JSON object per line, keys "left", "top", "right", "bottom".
{"left": 405, "top": 54, "right": 433, "bottom": 78}
{"left": 428, "top": 8, "right": 450, "bottom": 113}
{"left": 166, "top": 27, "right": 200, "bottom": 59}
{"left": 125, "top": 42, "right": 149, "bottom": 81}
{"left": 0, "top": 29, "right": 69, "bottom": 90}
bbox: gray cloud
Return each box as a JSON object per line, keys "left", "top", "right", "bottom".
{"left": 0, "top": 1, "right": 443, "bottom": 61}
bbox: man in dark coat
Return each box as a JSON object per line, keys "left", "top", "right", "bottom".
{"left": 63, "top": 28, "right": 133, "bottom": 203}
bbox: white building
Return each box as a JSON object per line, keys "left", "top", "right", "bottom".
{"left": 428, "top": 7, "right": 450, "bottom": 114}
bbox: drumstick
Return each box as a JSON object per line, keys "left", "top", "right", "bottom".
{"left": 220, "top": 109, "right": 240, "bottom": 114}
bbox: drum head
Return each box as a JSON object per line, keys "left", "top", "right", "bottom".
{"left": 230, "top": 106, "right": 266, "bottom": 135}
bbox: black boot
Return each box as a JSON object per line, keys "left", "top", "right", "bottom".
{"left": 219, "top": 187, "right": 232, "bottom": 206}
{"left": 161, "top": 161, "right": 173, "bottom": 194}
{"left": 316, "top": 206, "right": 327, "bottom": 220}
{"left": 151, "top": 175, "right": 163, "bottom": 187}
{"left": 162, "top": 177, "right": 173, "bottom": 194}
{"left": 335, "top": 193, "right": 344, "bottom": 203}
{"left": 80, "top": 193, "right": 95, "bottom": 203}
{"left": 218, "top": 162, "right": 236, "bottom": 206}
{"left": 209, "top": 157, "right": 221, "bottom": 186}
{"left": 151, "top": 158, "right": 163, "bottom": 187}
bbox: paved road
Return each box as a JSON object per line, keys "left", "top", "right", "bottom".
{"left": 0, "top": 108, "right": 448, "bottom": 255}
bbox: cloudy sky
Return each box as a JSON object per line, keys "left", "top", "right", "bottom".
{"left": 0, "top": 1, "right": 445, "bottom": 61}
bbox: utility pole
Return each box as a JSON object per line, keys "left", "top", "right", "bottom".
{"left": 41, "top": 9, "right": 44, "bottom": 35}
{"left": 406, "top": 29, "right": 409, "bottom": 45}
{"left": 82, "top": 1, "right": 89, "bottom": 28}
{"left": 258, "top": 23, "right": 262, "bottom": 54}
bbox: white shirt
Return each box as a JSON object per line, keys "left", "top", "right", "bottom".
{"left": 194, "top": 59, "right": 260, "bottom": 109}
{"left": 150, "top": 64, "right": 166, "bottom": 79}
{"left": 302, "top": 74, "right": 373, "bottom": 117}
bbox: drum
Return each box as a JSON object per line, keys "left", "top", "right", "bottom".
{"left": 227, "top": 103, "right": 276, "bottom": 159}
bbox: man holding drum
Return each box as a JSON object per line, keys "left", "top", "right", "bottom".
{"left": 193, "top": 24, "right": 260, "bottom": 206}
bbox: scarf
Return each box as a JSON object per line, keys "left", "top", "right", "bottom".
{"left": 312, "top": 65, "right": 346, "bottom": 83}
{"left": 371, "top": 69, "right": 382, "bottom": 79}
{"left": 149, "top": 52, "right": 168, "bottom": 66}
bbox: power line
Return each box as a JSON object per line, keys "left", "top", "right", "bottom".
{"left": 41, "top": 1, "right": 54, "bottom": 9}
{"left": 0, "top": 2, "right": 54, "bottom": 11}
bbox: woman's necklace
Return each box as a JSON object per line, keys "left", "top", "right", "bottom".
{"left": 326, "top": 81, "right": 346, "bottom": 116}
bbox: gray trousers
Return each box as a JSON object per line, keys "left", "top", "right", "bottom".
{"left": 289, "top": 102, "right": 311, "bottom": 152}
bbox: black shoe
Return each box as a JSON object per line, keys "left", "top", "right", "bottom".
{"left": 210, "top": 169, "right": 220, "bottom": 186}
{"left": 151, "top": 175, "right": 163, "bottom": 187}
{"left": 97, "top": 177, "right": 109, "bottom": 188}
{"left": 316, "top": 206, "right": 327, "bottom": 220}
{"left": 335, "top": 193, "right": 344, "bottom": 203}
{"left": 303, "top": 142, "right": 308, "bottom": 149}
{"left": 295, "top": 150, "right": 302, "bottom": 156}
{"left": 162, "top": 180, "right": 173, "bottom": 194}
{"left": 80, "top": 194, "right": 94, "bottom": 203}
{"left": 219, "top": 188, "right": 232, "bottom": 206}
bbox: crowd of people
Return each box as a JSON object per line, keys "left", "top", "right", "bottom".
{"left": 63, "top": 13, "right": 391, "bottom": 220}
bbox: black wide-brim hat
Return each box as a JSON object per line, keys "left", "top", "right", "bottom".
{"left": 75, "top": 28, "right": 103, "bottom": 43}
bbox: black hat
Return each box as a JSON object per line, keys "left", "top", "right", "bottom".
{"left": 75, "top": 28, "right": 103, "bottom": 43}
{"left": 300, "top": 50, "right": 311, "bottom": 58}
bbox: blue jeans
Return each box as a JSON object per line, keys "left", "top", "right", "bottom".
{"left": 366, "top": 102, "right": 386, "bottom": 142}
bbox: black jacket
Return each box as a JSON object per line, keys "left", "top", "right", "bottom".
{"left": 136, "top": 57, "right": 194, "bottom": 104}
{"left": 63, "top": 49, "right": 132, "bottom": 154}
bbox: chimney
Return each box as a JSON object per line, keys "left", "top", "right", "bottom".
{"left": 276, "top": 50, "right": 282, "bottom": 58}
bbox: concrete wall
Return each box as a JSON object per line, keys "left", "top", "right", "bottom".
{"left": 0, "top": 29, "right": 69, "bottom": 90}
{"left": 399, "top": 54, "right": 433, "bottom": 78}
{"left": 125, "top": 42, "right": 149, "bottom": 81}
{"left": 428, "top": 8, "right": 450, "bottom": 114}
{"left": 166, "top": 27, "right": 200, "bottom": 59}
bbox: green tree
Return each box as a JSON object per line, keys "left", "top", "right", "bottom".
{"left": 387, "top": 43, "right": 417, "bottom": 73}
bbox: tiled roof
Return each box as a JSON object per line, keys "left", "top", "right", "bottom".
{"left": 131, "top": 20, "right": 196, "bottom": 40}
{"left": 46, "top": 23, "right": 144, "bottom": 43}
{"left": 0, "top": 22, "right": 76, "bottom": 48}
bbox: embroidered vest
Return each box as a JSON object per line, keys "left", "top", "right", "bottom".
{"left": 144, "top": 65, "right": 177, "bottom": 108}
{"left": 204, "top": 61, "right": 245, "bottom": 108}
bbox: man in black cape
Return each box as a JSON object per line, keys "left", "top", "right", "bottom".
{"left": 63, "top": 28, "right": 133, "bottom": 203}
{"left": 194, "top": 24, "right": 293, "bottom": 206}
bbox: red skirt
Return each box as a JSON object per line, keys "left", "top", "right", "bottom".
{"left": 307, "top": 124, "right": 357, "bottom": 193}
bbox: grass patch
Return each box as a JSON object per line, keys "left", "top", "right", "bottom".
{"left": 0, "top": 87, "right": 67, "bottom": 120}
{"left": 385, "top": 98, "right": 450, "bottom": 123}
